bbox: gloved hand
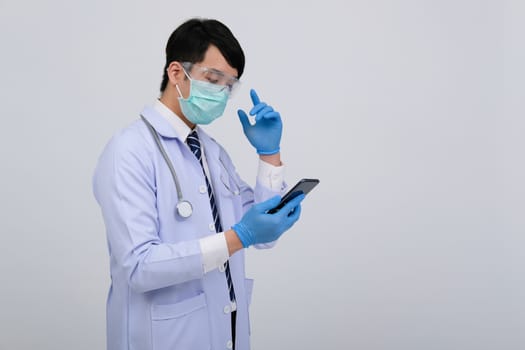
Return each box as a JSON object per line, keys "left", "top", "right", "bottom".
{"left": 237, "top": 89, "right": 282, "bottom": 155}
{"left": 232, "top": 194, "right": 305, "bottom": 248}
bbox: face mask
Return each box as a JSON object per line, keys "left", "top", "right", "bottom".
{"left": 176, "top": 75, "right": 229, "bottom": 125}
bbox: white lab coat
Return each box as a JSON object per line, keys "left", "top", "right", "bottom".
{"left": 93, "top": 106, "right": 280, "bottom": 350}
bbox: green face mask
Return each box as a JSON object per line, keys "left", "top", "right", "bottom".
{"left": 177, "top": 76, "right": 229, "bottom": 125}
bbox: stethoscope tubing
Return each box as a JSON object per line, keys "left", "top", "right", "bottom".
{"left": 141, "top": 115, "right": 193, "bottom": 218}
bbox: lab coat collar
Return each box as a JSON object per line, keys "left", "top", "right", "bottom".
{"left": 139, "top": 105, "right": 182, "bottom": 139}
{"left": 140, "top": 103, "right": 219, "bottom": 160}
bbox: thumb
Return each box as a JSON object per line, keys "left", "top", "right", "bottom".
{"left": 237, "top": 109, "right": 250, "bottom": 131}
{"left": 279, "top": 193, "right": 305, "bottom": 215}
{"left": 255, "top": 195, "right": 282, "bottom": 212}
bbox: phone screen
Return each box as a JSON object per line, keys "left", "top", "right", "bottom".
{"left": 267, "top": 178, "right": 319, "bottom": 214}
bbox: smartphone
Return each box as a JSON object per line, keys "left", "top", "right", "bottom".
{"left": 268, "top": 178, "right": 320, "bottom": 214}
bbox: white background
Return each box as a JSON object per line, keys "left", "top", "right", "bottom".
{"left": 1, "top": 1, "right": 523, "bottom": 349}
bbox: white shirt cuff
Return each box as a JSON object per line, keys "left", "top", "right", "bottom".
{"left": 257, "top": 159, "right": 285, "bottom": 191}
{"left": 199, "top": 233, "right": 229, "bottom": 274}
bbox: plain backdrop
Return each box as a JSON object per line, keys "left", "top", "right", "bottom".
{"left": 1, "top": 1, "right": 523, "bottom": 349}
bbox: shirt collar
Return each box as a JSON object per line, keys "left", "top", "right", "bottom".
{"left": 153, "top": 99, "right": 194, "bottom": 141}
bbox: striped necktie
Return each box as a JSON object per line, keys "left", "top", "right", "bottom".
{"left": 187, "top": 130, "right": 236, "bottom": 304}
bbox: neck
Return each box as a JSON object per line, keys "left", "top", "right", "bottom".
{"left": 159, "top": 89, "right": 195, "bottom": 129}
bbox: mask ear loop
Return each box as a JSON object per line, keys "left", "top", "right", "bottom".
{"left": 175, "top": 68, "right": 192, "bottom": 99}
{"left": 175, "top": 83, "right": 184, "bottom": 99}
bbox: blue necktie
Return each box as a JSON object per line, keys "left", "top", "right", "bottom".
{"left": 187, "top": 131, "right": 236, "bottom": 304}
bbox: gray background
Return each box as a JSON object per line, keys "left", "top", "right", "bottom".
{"left": 1, "top": 0, "right": 523, "bottom": 349}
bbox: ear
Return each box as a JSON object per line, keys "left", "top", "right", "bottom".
{"left": 166, "top": 61, "right": 185, "bottom": 87}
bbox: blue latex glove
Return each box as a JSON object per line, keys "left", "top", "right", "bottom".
{"left": 232, "top": 193, "right": 305, "bottom": 248}
{"left": 237, "top": 89, "right": 283, "bottom": 155}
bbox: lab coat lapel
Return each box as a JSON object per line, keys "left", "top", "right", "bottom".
{"left": 197, "top": 129, "right": 222, "bottom": 189}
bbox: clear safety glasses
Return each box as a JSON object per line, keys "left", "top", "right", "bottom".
{"left": 181, "top": 62, "right": 241, "bottom": 97}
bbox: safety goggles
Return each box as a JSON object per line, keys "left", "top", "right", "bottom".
{"left": 181, "top": 62, "right": 241, "bottom": 97}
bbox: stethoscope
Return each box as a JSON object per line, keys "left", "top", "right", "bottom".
{"left": 141, "top": 115, "right": 240, "bottom": 219}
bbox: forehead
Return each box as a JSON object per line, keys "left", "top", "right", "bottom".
{"left": 198, "top": 45, "right": 238, "bottom": 78}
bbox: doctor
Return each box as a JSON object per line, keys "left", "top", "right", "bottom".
{"left": 93, "top": 18, "right": 304, "bottom": 350}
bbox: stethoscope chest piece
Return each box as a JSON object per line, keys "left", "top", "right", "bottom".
{"left": 176, "top": 200, "right": 193, "bottom": 218}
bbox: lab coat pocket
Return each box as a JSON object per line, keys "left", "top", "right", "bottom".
{"left": 215, "top": 157, "right": 242, "bottom": 199}
{"left": 151, "top": 293, "right": 211, "bottom": 350}
{"left": 217, "top": 172, "right": 241, "bottom": 199}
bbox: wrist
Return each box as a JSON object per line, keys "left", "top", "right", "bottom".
{"left": 225, "top": 229, "right": 245, "bottom": 255}
{"left": 231, "top": 223, "right": 252, "bottom": 248}
{"left": 259, "top": 153, "right": 281, "bottom": 166}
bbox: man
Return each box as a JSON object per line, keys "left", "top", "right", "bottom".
{"left": 93, "top": 18, "right": 304, "bottom": 350}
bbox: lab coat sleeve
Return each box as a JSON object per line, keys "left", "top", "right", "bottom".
{"left": 93, "top": 131, "right": 204, "bottom": 293}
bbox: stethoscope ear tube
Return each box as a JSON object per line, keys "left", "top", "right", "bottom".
{"left": 141, "top": 115, "right": 193, "bottom": 218}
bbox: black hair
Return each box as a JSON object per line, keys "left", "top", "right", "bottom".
{"left": 160, "top": 18, "right": 245, "bottom": 92}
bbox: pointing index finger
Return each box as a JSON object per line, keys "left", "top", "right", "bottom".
{"left": 250, "top": 89, "right": 261, "bottom": 106}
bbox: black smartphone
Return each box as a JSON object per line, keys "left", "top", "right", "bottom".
{"left": 268, "top": 178, "right": 320, "bottom": 214}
